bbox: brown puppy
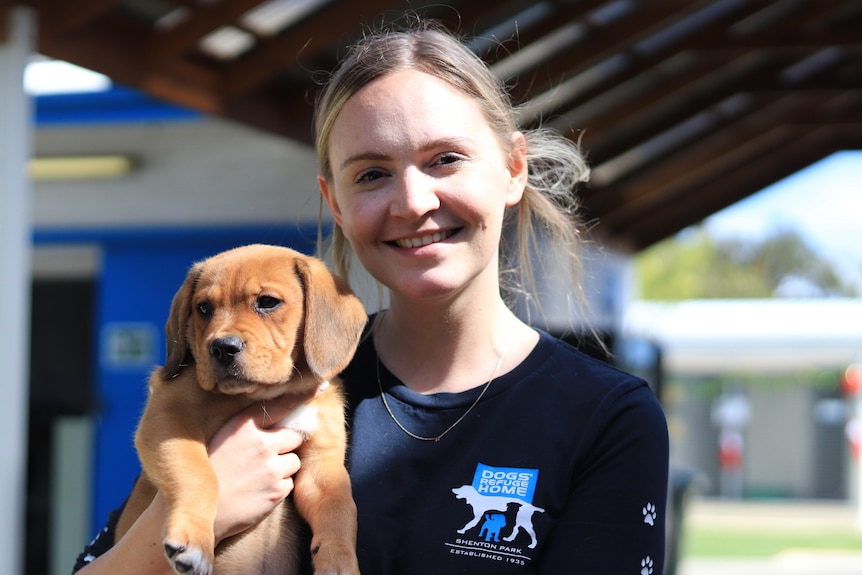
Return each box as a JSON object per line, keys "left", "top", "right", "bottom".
{"left": 115, "top": 244, "right": 366, "bottom": 575}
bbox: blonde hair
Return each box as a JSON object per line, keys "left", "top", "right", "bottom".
{"left": 313, "top": 22, "right": 591, "bottom": 324}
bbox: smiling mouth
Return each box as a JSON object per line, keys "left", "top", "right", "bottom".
{"left": 393, "top": 229, "right": 457, "bottom": 248}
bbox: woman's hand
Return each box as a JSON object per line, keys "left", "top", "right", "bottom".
{"left": 208, "top": 397, "right": 305, "bottom": 542}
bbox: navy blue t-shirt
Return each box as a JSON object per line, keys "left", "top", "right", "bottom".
{"left": 344, "top": 329, "right": 668, "bottom": 574}
{"left": 74, "top": 328, "right": 668, "bottom": 575}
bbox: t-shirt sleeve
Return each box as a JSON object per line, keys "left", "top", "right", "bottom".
{"left": 71, "top": 503, "right": 123, "bottom": 573}
{"left": 539, "top": 383, "right": 669, "bottom": 574}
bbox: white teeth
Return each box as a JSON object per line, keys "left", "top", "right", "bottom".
{"left": 396, "top": 230, "right": 452, "bottom": 248}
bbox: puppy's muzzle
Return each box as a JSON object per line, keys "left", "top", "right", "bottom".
{"left": 210, "top": 336, "right": 244, "bottom": 368}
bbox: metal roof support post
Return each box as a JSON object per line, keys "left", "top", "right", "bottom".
{"left": 0, "top": 6, "right": 34, "bottom": 575}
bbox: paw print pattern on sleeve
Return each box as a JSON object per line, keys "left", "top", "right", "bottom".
{"left": 637, "top": 503, "right": 658, "bottom": 572}
{"left": 642, "top": 502, "right": 656, "bottom": 526}
{"left": 640, "top": 555, "right": 654, "bottom": 575}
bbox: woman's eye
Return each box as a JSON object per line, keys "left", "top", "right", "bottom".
{"left": 356, "top": 169, "right": 387, "bottom": 184}
{"left": 255, "top": 296, "right": 281, "bottom": 311}
{"left": 435, "top": 153, "right": 464, "bottom": 167}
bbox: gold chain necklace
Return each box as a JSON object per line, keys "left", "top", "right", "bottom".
{"left": 376, "top": 353, "right": 505, "bottom": 442}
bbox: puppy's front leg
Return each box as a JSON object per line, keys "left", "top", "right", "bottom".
{"left": 136, "top": 379, "right": 219, "bottom": 575}
{"left": 293, "top": 451, "right": 359, "bottom": 575}
{"left": 291, "top": 396, "right": 360, "bottom": 575}
{"left": 152, "top": 436, "right": 219, "bottom": 575}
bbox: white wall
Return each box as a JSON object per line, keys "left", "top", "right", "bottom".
{"left": 34, "top": 117, "right": 322, "bottom": 229}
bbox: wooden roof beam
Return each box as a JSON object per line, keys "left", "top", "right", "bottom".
{"left": 689, "top": 0, "right": 858, "bottom": 50}
{"left": 593, "top": 92, "right": 850, "bottom": 233}
{"left": 511, "top": 0, "right": 774, "bottom": 110}
{"left": 220, "top": 0, "right": 404, "bottom": 99}
{"left": 34, "top": 12, "right": 147, "bottom": 87}
{"left": 585, "top": 93, "right": 784, "bottom": 222}
{"left": 586, "top": 53, "right": 802, "bottom": 167}
{"left": 507, "top": 3, "right": 687, "bottom": 105}
{"left": 620, "top": 127, "right": 839, "bottom": 249}
{"left": 33, "top": 0, "right": 119, "bottom": 35}
{"left": 476, "top": 0, "right": 607, "bottom": 67}
{"left": 571, "top": 52, "right": 737, "bottom": 150}
{"left": 147, "top": 0, "right": 268, "bottom": 66}
{"left": 0, "top": 1, "right": 9, "bottom": 44}
{"left": 519, "top": 3, "right": 772, "bottom": 140}
{"left": 34, "top": 8, "right": 225, "bottom": 114}
{"left": 222, "top": 86, "right": 316, "bottom": 143}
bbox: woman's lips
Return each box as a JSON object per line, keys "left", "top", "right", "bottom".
{"left": 393, "top": 229, "right": 456, "bottom": 248}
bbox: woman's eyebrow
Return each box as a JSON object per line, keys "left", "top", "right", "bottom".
{"left": 339, "top": 151, "right": 391, "bottom": 172}
{"left": 424, "top": 137, "right": 472, "bottom": 152}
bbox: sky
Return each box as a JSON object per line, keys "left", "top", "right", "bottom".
{"left": 24, "top": 58, "right": 111, "bottom": 95}
{"left": 705, "top": 150, "right": 862, "bottom": 293}
{"left": 24, "top": 60, "right": 862, "bottom": 292}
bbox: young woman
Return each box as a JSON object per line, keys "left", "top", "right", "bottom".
{"left": 75, "top": 22, "right": 668, "bottom": 575}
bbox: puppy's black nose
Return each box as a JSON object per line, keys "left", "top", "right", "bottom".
{"left": 210, "top": 336, "right": 243, "bottom": 366}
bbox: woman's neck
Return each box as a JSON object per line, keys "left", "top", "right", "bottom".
{"left": 374, "top": 296, "right": 538, "bottom": 394}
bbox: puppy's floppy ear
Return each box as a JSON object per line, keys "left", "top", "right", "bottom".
{"left": 295, "top": 257, "right": 367, "bottom": 382}
{"left": 161, "top": 263, "right": 201, "bottom": 379}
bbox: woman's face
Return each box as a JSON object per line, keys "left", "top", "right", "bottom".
{"left": 319, "top": 69, "right": 527, "bottom": 304}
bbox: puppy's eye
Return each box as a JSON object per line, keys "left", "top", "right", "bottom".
{"left": 197, "top": 302, "right": 214, "bottom": 317}
{"left": 255, "top": 296, "right": 281, "bottom": 312}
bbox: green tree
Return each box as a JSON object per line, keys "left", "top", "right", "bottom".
{"left": 636, "top": 227, "right": 858, "bottom": 300}
{"left": 720, "top": 230, "right": 849, "bottom": 296}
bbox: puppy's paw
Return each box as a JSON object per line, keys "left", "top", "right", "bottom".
{"left": 163, "top": 538, "right": 214, "bottom": 575}
{"left": 310, "top": 542, "right": 360, "bottom": 575}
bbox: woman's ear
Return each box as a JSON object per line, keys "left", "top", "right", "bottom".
{"left": 318, "top": 174, "right": 344, "bottom": 226}
{"left": 505, "top": 131, "right": 528, "bottom": 206}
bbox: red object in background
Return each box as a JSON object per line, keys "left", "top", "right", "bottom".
{"left": 842, "top": 363, "right": 862, "bottom": 396}
{"left": 847, "top": 418, "right": 860, "bottom": 461}
{"left": 719, "top": 429, "right": 744, "bottom": 469}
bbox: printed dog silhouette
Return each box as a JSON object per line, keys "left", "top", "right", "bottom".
{"left": 452, "top": 485, "right": 545, "bottom": 549}
{"left": 479, "top": 513, "right": 506, "bottom": 542}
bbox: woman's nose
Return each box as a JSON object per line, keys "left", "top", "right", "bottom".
{"left": 390, "top": 169, "right": 441, "bottom": 218}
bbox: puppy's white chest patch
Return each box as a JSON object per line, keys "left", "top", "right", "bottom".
{"left": 277, "top": 403, "right": 319, "bottom": 438}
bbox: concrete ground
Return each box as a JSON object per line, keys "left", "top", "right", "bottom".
{"left": 677, "top": 499, "right": 862, "bottom": 575}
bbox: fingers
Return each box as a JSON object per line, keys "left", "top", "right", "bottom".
{"left": 209, "top": 404, "right": 305, "bottom": 460}
{"left": 260, "top": 452, "right": 298, "bottom": 504}
{"left": 281, "top": 452, "right": 301, "bottom": 481}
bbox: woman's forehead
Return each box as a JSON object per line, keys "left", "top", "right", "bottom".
{"left": 330, "top": 70, "right": 495, "bottom": 150}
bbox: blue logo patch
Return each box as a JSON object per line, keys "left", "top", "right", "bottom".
{"left": 472, "top": 463, "right": 539, "bottom": 503}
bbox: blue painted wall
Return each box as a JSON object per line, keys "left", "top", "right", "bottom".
{"left": 34, "top": 85, "right": 200, "bottom": 126}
